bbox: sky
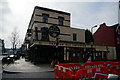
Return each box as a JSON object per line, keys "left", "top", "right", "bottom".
{"left": 0, "top": 0, "right": 119, "bottom": 48}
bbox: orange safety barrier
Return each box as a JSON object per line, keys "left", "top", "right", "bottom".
{"left": 105, "top": 61, "right": 120, "bottom": 67}
{"left": 109, "top": 65, "right": 120, "bottom": 76}
{"left": 83, "top": 61, "right": 105, "bottom": 69}
{"left": 62, "top": 67, "right": 75, "bottom": 79}
{"left": 75, "top": 66, "right": 108, "bottom": 80}
{"left": 55, "top": 65, "right": 63, "bottom": 79}
{"left": 94, "top": 73, "right": 108, "bottom": 80}
{"left": 55, "top": 61, "right": 120, "bottom": 80}
{"left": 55, "top": 63, "right": 82, "bottom": 80}
{"left": 59, "top": 63, "right": 83, "bottom": 73}
{"left": 105, "top": 61, "right": 120, "bottom": 72}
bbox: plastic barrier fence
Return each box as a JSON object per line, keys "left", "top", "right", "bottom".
{"left": 55, "top": 65, "right": 63, "bottom": 79}
{"left": 109, "top": 65, "right": 120, "bottom": 76}
{"left": 55, "top": 63, "right": 82, "bottom": 79}
{"left": 75, "top": 66, "right": 108, "bottom": 80}
{"left": 94, "top": 73, "right": 108, "bottom": 80}
{"left": 105, "top": 61, "right": 120, "bottom": 68}
{"left": 55, "top": 61, "right": 120, "bottom": 80}
{"left": 83, "top": 61, "right": 105, "bottom": 69}
{"left": 58, "top": 63, "right": 83, "bottom": 73}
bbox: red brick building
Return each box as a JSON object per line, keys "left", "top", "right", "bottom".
{"left": 94, "top": 23, "right": 120, "bottom": 60}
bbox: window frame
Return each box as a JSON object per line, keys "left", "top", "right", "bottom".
{"left": 77, "top": 52, "right": 80, "bottom": 57}
{"left": 73, "top": 33, "right": 77, "bottom": 41}
{"left": 117, "top": 37, "right": 120, "bottom": 44}
{"left": 118, "top": 29, "right": 120, "bottom": 35}
{"left": 73, "top": 52, "right": 76, "bottom": 57}
{"left": 42, "top": 13, "right": 49, "bottom": 23}
{"left": 58, "top": 16, "right": 64, "bottom": 26}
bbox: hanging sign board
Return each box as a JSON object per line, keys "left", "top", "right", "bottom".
{"left": 49, "top": 25, "right": 60, "bottom": 38}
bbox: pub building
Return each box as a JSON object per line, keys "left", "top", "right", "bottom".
{"left": 23, "top": 6, "right": 116, "bottom": 64}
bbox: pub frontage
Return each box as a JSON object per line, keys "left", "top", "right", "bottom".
{"left": 23, "top": 6, "right": 116, "bottom": 64}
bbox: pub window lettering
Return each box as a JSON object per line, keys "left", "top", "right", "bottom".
{"left": 42, "top": 14, "right": 49, "bottom": 23}
{"left": 58, "top": 17, "right": 64, "bottom": 26}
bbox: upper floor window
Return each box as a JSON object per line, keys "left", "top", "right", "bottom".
{"left": 73, "top": 33, "right": 77, "bottom": 41}
{"left": 118, "top": 29, "right": 120, "bottom": 35}
{"left": 58, "top": 16, "right": 64, "bottom": 26}
{"left": 41, "top": 27, "right": 49, "bottom": 41}
{"left": 117, "top": 37, "right": 120, "bottom": 44}
{"left": 42, "top": 14, "right": 49, "bottom": 23}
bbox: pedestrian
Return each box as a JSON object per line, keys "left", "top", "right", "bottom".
{"left": 51, "top": 59, "right": 56, "bottom": 68}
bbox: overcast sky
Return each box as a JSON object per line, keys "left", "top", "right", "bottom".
{"left": 0, "top": 0, "right": 119, "bottom": 48}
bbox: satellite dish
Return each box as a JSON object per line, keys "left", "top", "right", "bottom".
{"left": 45, "top": 24, "right": 48, "bottom": 28}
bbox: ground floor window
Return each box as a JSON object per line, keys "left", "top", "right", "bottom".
{"left": 77, "top": 52, "right": 80, "bottom": 57}
{"left": 73, "top": 52, "right": 76, "bottom": 57}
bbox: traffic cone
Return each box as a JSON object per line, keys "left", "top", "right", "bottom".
{"left": 87, "top": 56, "right": 92, "bottom": 62}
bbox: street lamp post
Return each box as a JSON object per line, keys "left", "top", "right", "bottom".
{"left": 91, "top": 25, "right": 97, "bottom": 35}
{"left": 91, "top": 25, "right": 97, "bottom": 61}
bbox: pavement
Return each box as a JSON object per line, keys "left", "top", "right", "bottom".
{"left": 3, "top": 58, "right": 54, "bottom": 73}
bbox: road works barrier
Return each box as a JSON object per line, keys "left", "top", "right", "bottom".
{"left": 55, "top": 63, "right": 82, "bottom": 79}
{"left": 55, "top": 61, "right": 120, "bottom": 80}
{"left": 109, "top": 65, "right": 120, "bottom": 76}
{"left": 75, "top": 66, "right": 108, "bottom": 80}
{"left": 83, "top": 61, "right": 105, "bottom": 69}
{"left": 105, "top": 61, "right": 120, "bottom": 68}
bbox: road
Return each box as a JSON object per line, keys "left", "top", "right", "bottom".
{"left": 2, "top": 71, "right": 55, "bottom": 80}
{"left": 2, "top": 58, "right": 55, "bottom": 80}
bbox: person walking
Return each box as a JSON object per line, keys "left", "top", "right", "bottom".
{"left": 51, "top": 59, "right": 56, "bottom": 68}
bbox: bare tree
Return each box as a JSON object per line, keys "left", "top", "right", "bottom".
{"left": 9, "top": 27, "right": 20, "bottom": 54}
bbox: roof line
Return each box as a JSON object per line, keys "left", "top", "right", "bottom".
{"left": 35, "top": 6, "right": 70, "bottom": 15}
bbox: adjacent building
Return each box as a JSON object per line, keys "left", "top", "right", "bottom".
{"left": 0, "top": 39, "right": 5, "bottom": 55}
{"left": 23, "top": 6, "right": 116, "bottom": 63}
{"left": 94, "top": 23, "right": 120, "bottom": 60}
{"left": 118, "top": 0, "right": 120, "bottom": 24}
{"left": 0, "top": 39, "right": 4, "bottom": 79}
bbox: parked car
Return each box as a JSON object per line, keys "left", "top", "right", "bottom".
{"left": 25, "top": 55, "right": 29, "bottom": 61}
{"left": 2, "top": 56, "right": 14, "bottom": 64}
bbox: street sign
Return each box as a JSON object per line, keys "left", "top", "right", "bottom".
{"left": 49, "top": 25, "right": 60, "bottom": 38}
